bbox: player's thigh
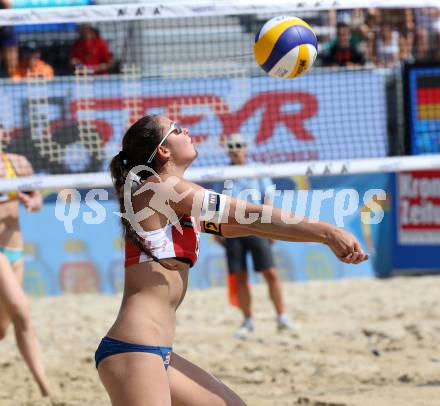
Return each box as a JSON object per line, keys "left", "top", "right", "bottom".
{"left": 12, "top": 259, "right": 24, "bottom": 284}
{"left": 168, "top": 352, "right": 246, "bottom": 406}
{"left": 0, "top": 253, "right": 28, "bottom": 313}
{"left": 98, "top": 352, "right": 171, "bottom": 406}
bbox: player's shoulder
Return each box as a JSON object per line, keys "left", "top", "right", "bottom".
{"left": 7, "top": 153, "right": 33, "bottom": 176}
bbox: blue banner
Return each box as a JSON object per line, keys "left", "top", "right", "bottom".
{"left": 391, "top": 170, "right": 440, "bottom": 273}
{"left": 12, "top": 0, "right": 92, "bottom": 7}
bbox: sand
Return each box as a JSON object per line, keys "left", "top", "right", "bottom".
{"left": 1, "top": 275, "right": 440, "bottom": 406}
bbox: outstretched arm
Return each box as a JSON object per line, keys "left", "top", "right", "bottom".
{"left": 166, "top": 178, "right": 368, "bottom": 265}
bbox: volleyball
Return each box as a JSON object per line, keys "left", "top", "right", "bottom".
{"left": 254, "top": 15, "right": 318, "bottom": 79}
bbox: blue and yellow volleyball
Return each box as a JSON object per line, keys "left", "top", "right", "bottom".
{"left": 254, "top": 16, "right": 318, "bottom": 79}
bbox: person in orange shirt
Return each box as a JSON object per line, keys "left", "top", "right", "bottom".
{"left": 11, "top": 44, "right": 54, "bottom": 81}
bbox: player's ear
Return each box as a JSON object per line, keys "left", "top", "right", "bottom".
{"left": 156, "top": 145, "right": 171, "bottom": 161}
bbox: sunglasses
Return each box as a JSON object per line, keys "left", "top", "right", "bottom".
{"left": 227, "top": 142, "right": 246, "bottom": 151}
{"left": 147, "top": 122, "right": 183, "bottom": 164}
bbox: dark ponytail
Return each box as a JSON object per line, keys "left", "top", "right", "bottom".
{"left": 110, "top": 115, "right": 165, "bottom": 259}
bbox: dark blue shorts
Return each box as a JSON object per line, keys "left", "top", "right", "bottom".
{"left": 225, "top": 236, "right": 274, "bottom": 274}
{"left": 95, "top": 336, "right": 172, "bottom": 370}
{"left": 0, "top": 27, "right": 18, "bottom": 48}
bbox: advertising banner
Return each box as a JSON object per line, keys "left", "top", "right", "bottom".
{"left": 19, "top": 173, "right": 392, "bottom": 296}
{"left": 392, "top": 170, "right": 440, "bottom": 272}
{"left": 2, "top": 72, "right": 387, "bottom": 174}
{"left": 405, "top": 65, "right": 440, "bottom": 155}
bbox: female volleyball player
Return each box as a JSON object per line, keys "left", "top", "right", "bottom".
{"left": 96, "top": 115, "right": 367, "bottom": 405}
{"left": 0, "top": 152, "right": 50, "bottom": 396}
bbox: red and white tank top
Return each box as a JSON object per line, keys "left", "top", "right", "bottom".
{"left": 125, "top": 215, "right": 200, "bottom": 268}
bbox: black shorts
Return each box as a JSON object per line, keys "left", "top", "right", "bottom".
{"left": 225, "top": 236, "right": 274, "bottom": 274}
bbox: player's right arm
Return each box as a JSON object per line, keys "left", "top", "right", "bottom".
{"left": 11, "top": 154, "right": 43, "bottom": 212}
{"left": 164, "top": 178, "right": 368, "bottom": 265}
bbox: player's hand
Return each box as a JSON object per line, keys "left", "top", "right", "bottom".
{"left": 325, "top": 226, "right": 368, "bottom": 264}
{"left": 18, "top": 192, "right": 42, "bottom": 212}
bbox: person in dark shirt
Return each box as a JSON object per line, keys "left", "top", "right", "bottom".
{"left": 0, "top": 0, "right": 18, "bottom": 76}
{"left": 323, "top": 22, "right": 366, "bottom": 67}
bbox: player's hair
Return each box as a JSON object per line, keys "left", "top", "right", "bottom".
{"left": 336, "top": 22, "right": 349, "bottom": 31}
{"left": 110, "top": 115, "right": 166, "bottom": 259}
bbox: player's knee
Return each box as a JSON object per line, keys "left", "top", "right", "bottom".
{"left": 0, "top": 323, "right": 8, "bottom": 340}
{"left": 262, "top": 267, "right": 278, "bottom": 283}
{"left": 236, "top": 272, "right": 248, "bottom": 285}
{"left": 9, "top": 299, "right": 31, "bottom": 330}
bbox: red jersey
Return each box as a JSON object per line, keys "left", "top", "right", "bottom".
{"left": 125, "top": 215, "right": 200, "bottom": 268}
{"left": 71, "top": 37, "right": 112, "bottom": 72}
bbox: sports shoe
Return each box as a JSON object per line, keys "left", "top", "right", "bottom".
{"left": 234, "top": 318, "right": 254, "bottom": 339}
{"left": 277, "top": 314, "right": 296, "bottom": 331}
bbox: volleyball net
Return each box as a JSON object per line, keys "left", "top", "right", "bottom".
{"left": 0, "top": 1, "right": 440, "bottom": 192}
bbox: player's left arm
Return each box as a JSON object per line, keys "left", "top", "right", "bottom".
{"left": 199, "top": 220, "right": 252, "bottom": 238}
{"left": 14, "top": 154, "right": 43, "bottom": 212}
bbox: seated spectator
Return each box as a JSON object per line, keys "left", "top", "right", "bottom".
{"left": 70, "top": 24, "right": 113, "bottom": 74}
{"left": 11, "top": 44, "right": 54, "bottom": 81}
{"left": 398, "top": 32, "right": 414, "bottom": 63}
{"left": 349, "top": 11, "right": 378, "bottom": 63}
{"left": 375, "top": 23, "right": 400, "bottom": 67}
{"left": 413, "top": 27, "right": 433, "bottom": 62}
{"left": 414, "top": 7, "right": 440, "bottom": 34}
{"left": 322, "top": 22, "right": 366, "bottom": 67}
{"left": 435, "top": 31, "right": 440, "bottom": 62}
{"left": 0, "top": 0, "right": 18, "bottom": 76}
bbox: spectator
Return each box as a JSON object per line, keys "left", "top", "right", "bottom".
{"left": 414, "top": 7, "right": 440, "bottom": 34}
{"left": 214, "top": 133, "right": 295, "bottom": 338}
{"left": 11, "top": 44, "right": 54, "bottom": 81}
{"left": 70, "top": 24, "right": 113, "bottom": 74}
{"left": 398, "top": 32, "right": 414, "bottom": 63}
{"left": 413, "top": 27, "right": 432, "bottom": 62}
{"left": 350, "top": 9, "right": 378, "bottom": 62}
{"left": 435, "top": 31, "right": 440, "bottom": 62}
{"left": 0, "top": 0, "right": 18, "bottom": 76}
{"left": 381, "top": 8, "right": 415, "bottom": 33}
{"left": 322, "top": 22, "right": 366, "bottom": 67}
{"left": 375, "top": 23, "right": 400, "bottom": 68}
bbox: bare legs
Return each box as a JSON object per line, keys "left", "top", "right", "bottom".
{"left": 236, "top": 267, "right": 285, "bottom": 319}
{"left": 0, "top": 253, "right": 50, "bottom": 396}
{"left": 98, "top": 351, "right": 246, "bottom": 406}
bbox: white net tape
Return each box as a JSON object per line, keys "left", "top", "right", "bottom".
{"left": 1, "top": 154, "right": 440, "bottom": 193}
{"left": 0, "top": 1, "right": 438, "bottom": 27}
